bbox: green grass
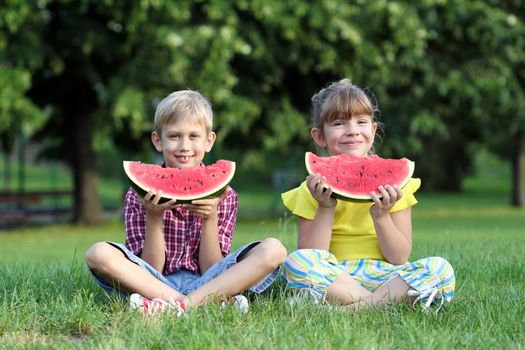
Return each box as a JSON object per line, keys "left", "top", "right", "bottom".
{"left": 1, "top": 189, "right": 524, "bottom": 349}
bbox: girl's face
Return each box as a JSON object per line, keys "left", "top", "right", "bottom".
{"left": 151, "top": 118, "right": 215, "bottom": 169}
{"left": 311, "top": 114, "right": 377, "bottom": 157}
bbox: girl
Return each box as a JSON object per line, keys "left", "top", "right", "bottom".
{"left": 281, "top": 79, "right": 455, "bottom": 312}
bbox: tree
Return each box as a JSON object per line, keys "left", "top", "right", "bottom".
{"left": 0, "top": 1, "right": 49, "bottom": 190}
{"left": 2, "top": 0, "right": 524, "bottom": 223}
{"left": 414, "top": 0, "right": 525, "bottom": 201}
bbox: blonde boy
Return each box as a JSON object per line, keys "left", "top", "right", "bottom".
{"left": 86, "top": 90, "right": 286, "bottom": 314}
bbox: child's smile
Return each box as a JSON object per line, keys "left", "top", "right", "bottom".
{"left": 312, "top": 115, "right": 377, "bottom": 157}
{"left": 152, "top": 118, "right": 216, "bottom": 169}
{"left": 175, "top": 155, "right": 195, "bottom": 162}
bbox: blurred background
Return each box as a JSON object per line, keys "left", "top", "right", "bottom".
{"left": 1, "top": 0, "right": 523, "bottom": 227}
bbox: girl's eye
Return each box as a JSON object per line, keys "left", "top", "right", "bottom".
{"left": 332, "top": 120, "right": 344, "bottom": 126}
{"left": 358, "top": 120, "right": 369, "bottom": 125}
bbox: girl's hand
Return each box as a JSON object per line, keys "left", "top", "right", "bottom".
{"left": 369, "top": 185, "right": 403, "bottom": 218}
{"left": 141, "top": 191, "right": 178, "bottom": 218}
{"left": 306, "top": 174, "right": 336, "bottom": 208}
{"left": 182, "top": 188, "right": 230, "bottom": 220}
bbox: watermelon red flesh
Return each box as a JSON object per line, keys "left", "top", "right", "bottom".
{"left": 305, "top": 152, "right": 414, "bottom": 201}
{"left": 123, "top": 160, "right": 235, "bottom": 203}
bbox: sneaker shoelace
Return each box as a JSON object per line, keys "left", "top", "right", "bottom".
{"left": 130, "top": 293, "right": 185, "bottom": 317}
{"left": 220, "top": 295, "right": 249, "bottom": 314}
{"left": 407, "top": 287, "right": 444, "bottom": 314}
{"left": 288, "top": 288, "right": 332, "bottom": 310}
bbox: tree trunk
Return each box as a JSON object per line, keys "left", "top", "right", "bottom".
{"left": 1, "top": 133, "right": 14, "bottom": 191}
{"left": 414, "top": 135, "right": 467, "bottom": 192}
{"left": 511, "top": 130, "right": 525, "bottom": 207}
{"left": 71, "top": 108, "right": 104, "bottom": 225}
{"left": 2, "top": 147, "right": 10, "bottom": 191}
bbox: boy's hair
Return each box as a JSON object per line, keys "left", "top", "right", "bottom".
{"left": 311, "top": 79, "right": 382, "bottom": 153}
{"left": 154, "top": 90, "right": 213, "bottom": 134}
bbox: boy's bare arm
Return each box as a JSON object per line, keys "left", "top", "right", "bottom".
{"left": 141, "top": 213, "right": 167, "bottom": 272}
{"left": 140, "top": 192, "right": 178, "bottom": 273}
{"left": 183, "top": 191, "right": 229, "bottom": 274}
{"left": 198, "top": 213, "right": 223, "bottom": 273}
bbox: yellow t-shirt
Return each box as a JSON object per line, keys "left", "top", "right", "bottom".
{"left": 281, "top": 178, "right": 421, "bottom": 261}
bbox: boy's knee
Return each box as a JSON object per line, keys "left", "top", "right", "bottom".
{"left": 85, "top": 242, "right": 115, "bottom": 270}
{"left": 256, "top": 238, "right": 287, "bottom": 267}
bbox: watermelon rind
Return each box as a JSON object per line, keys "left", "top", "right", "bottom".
{"left": 123, "top": 160, "right": 235, "bottom": 204}
{"left": 305, "top": 152, "right": 415, "bottom": 202}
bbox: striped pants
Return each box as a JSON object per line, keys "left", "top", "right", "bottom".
{"left": 282, "top": 249, "right": 455, "bottom": 303}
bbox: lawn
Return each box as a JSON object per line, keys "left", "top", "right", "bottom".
{"left": 1, "top": 185, "right": 524, "bottom": 349}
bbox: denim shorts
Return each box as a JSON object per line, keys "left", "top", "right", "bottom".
{"left": 89, "top": 241, "right": 279, "bottom": 297}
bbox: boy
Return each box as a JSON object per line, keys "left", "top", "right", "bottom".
{"left": 86, "top": 90, "right": 287, "bottom": 315}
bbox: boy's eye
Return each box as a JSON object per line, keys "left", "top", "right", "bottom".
{"left": 190, "top": 134, "right": 200, "bottom": 139}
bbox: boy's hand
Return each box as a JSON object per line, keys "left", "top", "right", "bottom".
{"left": 182, "top": 188, "right": 230, "bottom": 220}
{"left": 140, "top": 191, "right": 178, "bottom": 218}
{"left": 306, "top": 174, "right": 336, "bottom": 208}
{"left": 369, "top": 185, "right": 403, "bottom": 218}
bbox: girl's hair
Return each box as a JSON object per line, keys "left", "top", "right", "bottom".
{"left": 311, "top": 79, "right": 382, "bottom": 153}
{"left": 311, "top": 79, "right": 377, "bottom": 128}
{"left": 154, "top": 90, "right": 213, "bottom": 134}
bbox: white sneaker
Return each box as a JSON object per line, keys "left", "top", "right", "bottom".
{"left": 220, "top": 294, "right": 249, "bottom": 314}
{"left": 130, "top": 293, "right": 186, "bottom": 317}
{"left": 288, "top": 288, "right": 331, "bottom": 309}
{"left": 407, "top": 287, "right": 444, "bottom": 314}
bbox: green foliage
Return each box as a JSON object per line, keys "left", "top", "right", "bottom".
{"left": 1, "top": 0, "right": 524, "bottom": 193}
{"left": 0, "top": 1, "right": 49, "bottom": 150}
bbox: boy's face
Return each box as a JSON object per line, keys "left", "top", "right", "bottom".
{"left": 151, "top": 118, "right": 215, "bottom": 169}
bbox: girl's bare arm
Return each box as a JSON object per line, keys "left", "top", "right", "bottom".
{"left": 370, "top": 185, "right": 412, "bottom": 264}
{"left": 297, "top": 174, "right": 336, "bottom": 250}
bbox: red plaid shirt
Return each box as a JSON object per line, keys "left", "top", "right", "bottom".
{"left": 124, "top": 187, "right": 238, "bottom": 274}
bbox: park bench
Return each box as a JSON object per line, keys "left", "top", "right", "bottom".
{"left": 0, "top": 190, "right": 73, "bottom": 227}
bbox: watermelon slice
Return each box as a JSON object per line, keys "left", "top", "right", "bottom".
{"left": 123, "top": 160, "right": 235, "bottom": 203}
{"left": 305, "top": 152, "right": 414, "bottom": 201}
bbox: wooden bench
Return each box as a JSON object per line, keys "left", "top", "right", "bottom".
{"left": 0, "top": 190, "right": 72, "bottom": 204}
{"left": 0, "top": 190, "right": 73, "bottom": 227}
